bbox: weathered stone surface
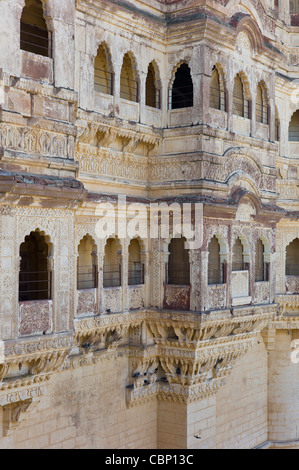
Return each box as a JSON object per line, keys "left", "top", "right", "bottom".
{"left": 0, "top": 0, "right": 298, "bottom": 451}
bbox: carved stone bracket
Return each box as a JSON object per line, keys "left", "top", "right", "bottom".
{"left": 0, "top": 384, "right": 46, "bottom": 436}
{"left": 77, "top": 116, "right": 162, "bottom": 158}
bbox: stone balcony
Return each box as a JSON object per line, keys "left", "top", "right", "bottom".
{"left": 73, "top": 305, "right": 275, "bottom": 407}
{"left": 0, "top": 332, "right": 74, "bottom": 435}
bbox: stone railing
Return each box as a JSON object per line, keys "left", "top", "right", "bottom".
{"left": 231, "top": 270, "right": 251, "bottom": 306}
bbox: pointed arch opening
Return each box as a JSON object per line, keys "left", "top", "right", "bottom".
{"left": 170, "top": 63, "right": 193, "bottom": 110}
{"left": 19, "top": 229, "right": 52, "bottom": 301}
{"left": 77, "top": 235, "right": 98, "bottom": 290}
{"left": 286, "top": 238, "right": 299, "bottom": 275}
{"left": 289, "top": 110, "right": 299, "bottom": 141}
{"left": 146, "top": 62, "right": 161, "bottom": 109}
{"left": 208, "top": 235, "right": 226, "bottom": 285}
{"left": 20, "top": 0, "right": 52, "bottom": 58}
{"left": 233, "top": 73, "right": 250, "bottom": 119}
{"left": 94, "top": 43, "right": 114, "bottom": 95}
{"left": 128, "top": 239, "right": 144, "bottom": 285}
{"left": 120, "top": 53, "right": 139, "bottom": 103}
{"left": 256, "top": 81, "right": 269, "bottom": 125}
{"left": 210, "top": 66, "right": 226, "bottom": 111}
{"left": 103, "top": 238, "right": 122, "bottom": 288}
{"left": 232, "top": 237, "right": 248, "bottom": 271}
{"left": 167, "top": 237, "right": 190, "bottom": 285}
{"left": 255, "top": 238, "right": 269, "bottom": 281}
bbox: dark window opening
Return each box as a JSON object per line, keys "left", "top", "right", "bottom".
{"left": 120, "top": 53, "right": 139, "bottom": 103}
{"left": 286, "top": 238, "right": 299, "bottom": 275}
{"left": 255, "top": 239, "right": 266, "bottom": 282}
{"left": 128, "top": 239, "right": 144, "bottom": 285}
{"left": 20, "top": 0, "right": 52, "bottom": 58}
{"left": 233, "top": 74, "right": 249, "bottom": 119}
{"left": 210, "top": 67, "right": 226, "bottom": 111}
{"left": 289, "top": 110, "right": 299, "bottom": 141}
{"left": 256, "top": 83, "right": 268, "bottom": 125}
{"left": 19, "top": 230, "right": 51, "bottom": 302}
{"left": 167, "top": 237, "right": 190, "bottom": 285}
{"left": 232, "top": 238, "right": 246, "bottom": 271}
{"left": 103, "top": 238, "right": 122, "bottom": 288}
{"left": 146, "top": 63, "right": 161, "bottom": 109}
{"left": 94, "top": 44, "right": 114, "bottom": 95}
{"left": 208, "top": 236, "right": 223, "bottom": 285}
{"left": 77, "top": 236, "right": 98, "bottom": 290}
{"left": 170, "top": 63, "right": 193, "bottom": 109}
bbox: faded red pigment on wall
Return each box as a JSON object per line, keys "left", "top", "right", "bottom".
{"left": 163, "top": 285, "right": 191, "bottom": 311}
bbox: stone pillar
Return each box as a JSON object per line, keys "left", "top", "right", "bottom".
{"left": 250, "top": 83, "right": 257, "bottom": 139}
{"left": 150, "top": 238, "right": 164, "bottom": 309}
{"left": 200, "top": 250, "right": 209, "bottom": 311}
{"left": 0, "top": 0, "right": 23, "bottom": 77}
{"left": 98, "top": 252, "right": 104, "bottom": 315}
{"left": 122, "top": 251, "right": 129, "bottom": 312}
{"left": 226, "top": 56, "right": 234, "bottom": 133}
{"left": 139, "top": 71, "right": 147, "bottom": 124}
{"left": 190, "top": 249, "right": 201, "bottom": 311}
{"left": 0, "top": 215, "right": 18, "bottom": 340}
{"left": 49, "top": 0, "right": 75, "bottom": 90}
{"left": 79, "top": 53, "right": 95, "bottom": 111}
{"left": 113, "top": 66, "right": 121, "bottom": 117}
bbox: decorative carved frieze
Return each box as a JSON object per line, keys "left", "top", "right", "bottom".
{"left": 0, "top": 123, "right": 75, "bottom": 160}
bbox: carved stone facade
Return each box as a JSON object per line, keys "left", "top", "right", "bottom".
{"left": 0, "top": 0, "right": 298, "bottom": 450}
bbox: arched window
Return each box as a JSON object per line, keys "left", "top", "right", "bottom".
{"left": 256, "top": 82, "right": 268, "bottom": 124}
{"left": 232, "top": 237, "right": 245, "bottom": 271}
{"left": 170, "top": 63, "right": 193, "bottom": 110}
{"left": 128, "top": 239, "right": 144, "bottom": 285}
{"left": 289, "top": 110, "right": 299, "bottom": 141}
{"left": 77, "top": 235, "right": 98, "bottom": 290}
{"left": 94, "top": 43, "right": 114, "bottom": 95}
{"left": 233, "top": 74, "right": 249, "bottom": 118}
{"left": 210, "top": 67, "right": 226, "bottom": 111}
{"left": 146, "top": 62, "right": 161, "bottom": 109}
{"left": 120, "top": 53, "right": 139, "bottom": 102}
{"left": 103, "top": 238, "right": 122, "bottom": 287}
{"left": 255, "top": 239, "right": 265, "bottom": 281}
{"left": 167, "top": 237, "right": 190, "bottom": 285}
{"left": 208, "top": 236, "right": 222, "bottom": 284}
{"left": 20, "top": 0, "right": 52, "bottom": 58}
{"left": 286, "top": 238, "right": 299, "bottom": 275}
{"left": 19, "top": 230, "right": 51, "bottom": 301}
